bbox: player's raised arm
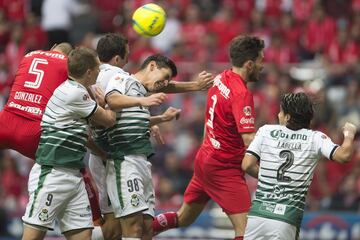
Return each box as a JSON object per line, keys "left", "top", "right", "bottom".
{"left": 106, "top": 91, "right": 166, "bottom": 110}
{"left": 159, "top": 71, "right": 214, "bottom": 93}
{"left": 149, "top": 107, "right": 181, "bottom": 126}
{"left": 332, "top": 122, "right": 357, "bottom": 163}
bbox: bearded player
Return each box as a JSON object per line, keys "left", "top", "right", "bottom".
{"left": 153, "top": 35, "right": 265, "bottom": 240}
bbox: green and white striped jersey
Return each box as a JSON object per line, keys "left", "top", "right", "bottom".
{"left": 105, "top": 73, "right": 152, "bottom": 159}
{"left": 91, "top": 64, "right": 129, "bottom": 153}
{"left": 36, "top": 79, "right": 98, "bottom": 169}
{"left": 247, "top": 124, "right": 339, "bottom": 228}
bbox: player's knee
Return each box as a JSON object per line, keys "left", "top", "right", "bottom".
{"left": 176, "top": 211, "right": 194, "bottom": 227}
{"left": 102, "top": 226, "right": 121, "bottom": 240}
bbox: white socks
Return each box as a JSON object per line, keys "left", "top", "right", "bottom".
{"left": 91, "top": 226, "right": 104, "bottom": 240}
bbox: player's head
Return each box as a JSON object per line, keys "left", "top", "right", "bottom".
{"left": 229, "top": 35, "right": 264, "bottom": 82}
{"left": 139, "top": 54, "right": 177, "bottom": 92}
{"left": 51, "top": 42, "right": 73, "bottom": 55}
{"left": 68, "top": 47, "right": 100, "bottom": 85}
{"left": 279, "top": 92, "right": 314, "bottom": 130}
{"left": 96, "top": 33, "right": 129, "bottom": 68}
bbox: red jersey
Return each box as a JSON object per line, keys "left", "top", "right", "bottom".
{"left": 4, "top": 50, "right": 68, "bottom": 121}
{"left": 200, "top": 69, "right": 256, "bottom": 164}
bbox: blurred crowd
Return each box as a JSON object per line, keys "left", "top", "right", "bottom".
{"left": 0, "top": 0, "right": 360, "bottom": 235}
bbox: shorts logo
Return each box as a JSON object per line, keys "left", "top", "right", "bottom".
{"left": 86, "top": 205, "right": 91, "bottom": 212}
{"left": 130, "top": 194, "right": 140, "bottom": 207}
{"left": 83, "top": 94, "right": 90, "bottom": 101}
{"left": 38, "top": 209, "right": 49, "bottom": 222}
{"left": 243, "top": 106, "right": 252, "bottom": 116}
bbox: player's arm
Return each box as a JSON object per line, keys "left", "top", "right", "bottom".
{"left": 106, "top": 91, "right": 166, "bottom": 111}
{"left": 242, "top": 153, "right": 259, "bottom": 178}
{"left": 241, "top": 132, "right": 255, "bottom": 147}
{"left": 332, "top": 122, "right": 357, "bottom": 163}
{"left": 85, "top": 137, "right": 108, "bottom": 162}
{"left": 89, "top": 106, "right": 116, "bottom": 128}
{"left": 159, "top": 71, "right": 214, "bottom": 93}
{"left": 149, "top": 107, "right": 181, "bottom": 126}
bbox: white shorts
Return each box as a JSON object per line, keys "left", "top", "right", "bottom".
{"left": 88, "top": 154, "right": 113, "bottom": 214}
{"left": 244, "top": 215, "right": 297, "bottom": 240}
{"left": 22, "top": 163, "right": 93, "bottom": 233}
{"left": 106, "top": 154, "right": 155, "bottom": 218}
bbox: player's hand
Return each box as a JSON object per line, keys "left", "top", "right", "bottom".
{"left": 343, "top": 122, "right": 357, "bottom": 138}
{"left": 93, "top": 86, "right": 106, "bottom": 108}
{"left": 162, "top": 107, "right": 181, "bottom": 122}
{"left": 140, "top": 93, "right": 167, "bottom": 107}
{"left": 195, "top": 71, "right": 214, "bottom": 90}
{"left": 150, "top": 125, "right": 165, "bottom": 145}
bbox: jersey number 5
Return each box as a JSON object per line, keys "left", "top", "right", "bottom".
{"left": 277, "top": 150, "right": 294, "bottom": 182}
{"left": 24, "top": 58, "right": 48, "bottom": 89}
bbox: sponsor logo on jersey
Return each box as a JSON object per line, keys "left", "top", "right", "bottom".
{"left": 270, "top": 129, "right": 308, "bottom": 141}
{"left": 38, "top": 209, "right": 49, "bottom": 222}
{"left": 240, "top": 117, "right": 255, "bottom": 125}
{"left": 243, "top": 106, "right": 252, "bottom": 116}
{"left": 131, "top": 194, "right": 140, "bottom": 207}
{"left": 213, "top": 75, "right": 230, "bottom": 99}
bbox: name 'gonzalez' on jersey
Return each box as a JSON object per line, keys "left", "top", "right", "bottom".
{"left": 201, "top": 69, "right": 256, "bottom": 164}
{"left": 4, "top": 50, "right": 68, "bottom": 120}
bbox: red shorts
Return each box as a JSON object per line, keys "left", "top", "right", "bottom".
{"left": 184, "top": 149, "right": 251, "bottom": 214}
{"left": 0, "top": 110, "right": 41, "bottom": 159}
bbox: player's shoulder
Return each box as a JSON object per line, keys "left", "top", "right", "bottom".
{"left": 258, "top": 124, "right": 279, "bottom": 134}
{"left": 58, "top": 80, "right": 89, "bottom": 102}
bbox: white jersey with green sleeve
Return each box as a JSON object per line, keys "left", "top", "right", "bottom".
{"left": 246, "top": 124, "right": 339, "bottom": 228}
{"left": 36, "top": 79, "right": 98, "bottom": 169}
{"left": 91, "top": 63, "right": 129, "bottom": 152}
{"left": 104, "top": 74, "right": 152, "bottom": 159}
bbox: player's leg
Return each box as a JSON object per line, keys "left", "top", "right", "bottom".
{"left": 227, "top": 213, "right": 247, "bottom": 239}
{"left": 106, "top": 155, "right": 150, "bottom": 238}
{"left": 153, "top": 175, "right": 209, "bottom": 235}
{"left": 203, "top": 162, "right": 251, "bottom": 240}
{"left": 89, "top": 153, "right": 121, "bottom": 240}
{"left": 100, "top": 213, "right": 121, "bottom": 239}
{"left": 142, "top": 214, "right": 153, "bottom": 240}
{"left": 22, "top": 225, "right": 47, "bottom": 240}
{"left": 59, "top": 169, "right": 94, "bottom": 240}
{"left": 22, "top": 164, "right": 57, "bottom": 239}
{"left": 64, "top": 229, "right": 92, "bottom": 240}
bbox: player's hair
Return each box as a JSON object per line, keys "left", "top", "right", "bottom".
{"left": 229, "top": 35, "right": 265, "bottom": 67}
{"left": 68, "top": 47, "right": 98, "bottom": 78}
{"left": 140, "top": 54, "right": 177, "bottom": 77}
{"left": 52, "top": 42, "right": 73, "bottom": 55}
{"left": 96, "top": 33, "right": 129, "bottom": 62}
{"left": 280, "top": 92, "right": 314, "bottom": 130}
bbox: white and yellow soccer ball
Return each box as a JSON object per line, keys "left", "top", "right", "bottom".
{"left": 132, "top": 3, "right": 166, "bottom": 37}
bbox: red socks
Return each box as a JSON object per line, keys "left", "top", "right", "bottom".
{"left": 81, "top": 169, "right": 103, "bottom": 225}
{"left": 234, "top": 237, "right": 244, "bottom": 240}
{"left": 152, "top": 212, "right": 178, "bottom": 236}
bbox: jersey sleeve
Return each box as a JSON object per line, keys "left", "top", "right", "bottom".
{"left": 67, "top": 88, "right": 98, "bottom": 119}
{"left": 105, "top": 73, "right": 128, "bottom": 98}
{"left": 231, "top": 90, "right": 256, "bottom": 133}
{"left": 246, "top": 125, "right": 265, "bottom": 160}
{"left": 315, "top": 132, "right": 339, "bottom": 160}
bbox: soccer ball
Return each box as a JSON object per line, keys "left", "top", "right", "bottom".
{"left": 132, "top": 3, "right": 166, "bottom": 37}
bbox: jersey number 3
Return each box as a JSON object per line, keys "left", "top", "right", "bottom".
{"left": 277, "top": 150, "right": 294, "bottom": 182}
{"left": 24, "top": 58, "right": 48, "bottom": 89}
